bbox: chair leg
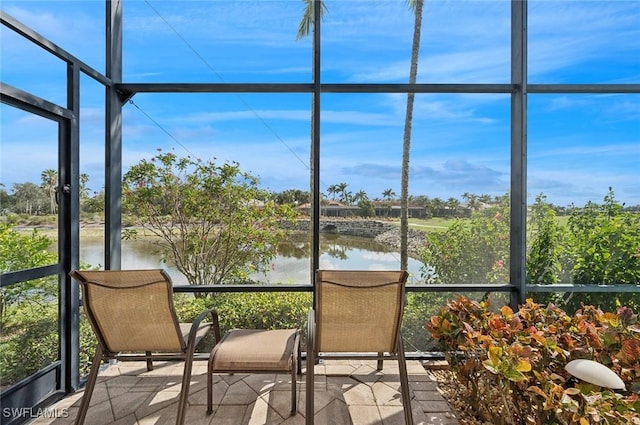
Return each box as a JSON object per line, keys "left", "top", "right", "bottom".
{"left": 291, "top": 357, "right": 297, "bottom": 416}
{"left": 396, "top": 338, "right": 414, "bottom": 425}
{"left": 175, "top": 351, "right": 195, "bottom": 425}
{"left": 145, "top": 351, "right": 154, "bottom": 371}
{"left": 74, "top": 345, "right": 104, "bottom": 425}
{"left": 305, "top": 348, "right": 315, "bottom": 425}
{"left": 207, "top": 355, "right": 214, "bottom": 415}
{"left": 290, "top": 330, "right": 301, "bottom": 416}
{"left": 377, "top": 353, "right": 383, "bottom": 371}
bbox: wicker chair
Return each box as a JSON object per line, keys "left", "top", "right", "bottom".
{"left": 70, "top": 269, "right": 217, "bottom": 425}
{"left": 306, "top": 270, "right": 413, "bottom": 425}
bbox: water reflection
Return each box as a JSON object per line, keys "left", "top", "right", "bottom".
{"left": 80, "top": 233, "right": 424, "bottom": 285}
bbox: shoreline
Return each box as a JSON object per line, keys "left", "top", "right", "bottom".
{"left": 14, "top": 220, "right": 429, "bottom": 259}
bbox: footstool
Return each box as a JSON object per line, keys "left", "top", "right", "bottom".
{"left": 207, "top": 328, "right": 301, "bottom": 416}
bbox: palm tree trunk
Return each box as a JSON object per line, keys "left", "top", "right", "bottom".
{"left": 401, "top": 0, "right": 424, "bottom": 270}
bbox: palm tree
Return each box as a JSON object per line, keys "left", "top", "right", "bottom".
{"left": 297, "top": 0, "right": 328, "bottom": 217}
{"left": 79, "top": 173, "right": 90, "bottom": 199}
{"left": 326, "top": 184, "right": 340, "bottom": 200}
{"left": 382, "top": 188, "right": 396, "bottom": 201}
{"left": 447, "top": 197, "right": 460, "bottom": 217}
{"left": 431, "top": 197, "right": 444, "bottom": 217}
{"left": 40, "top": 169, "right": 58, "bottom": 214}
{"left": 336, "top": 182, "right": 349, "bottom": 203}
{"left": 297, "top": 1, "right": 425, "bottom": 269}
{"left": 400, "top": 0, "right": 424, "bottom": 271}
{"left": 353, "top": 190, "right": 368, "bottom": 203}
{"left": 296, "top": 0, "right": 328, "bottom": 41}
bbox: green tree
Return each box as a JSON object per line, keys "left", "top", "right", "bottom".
{"left": 83, "top": 189, "right": 105, "bottom": 214}
{"left": 0, "top": 224, "right": 57, "bottom": 326}
{"left": 123, "top": 153, "right": 296, "bottom": 289}
{"left": 0, "top": 183, "right": 15, "bottom": 213}
{"left": 12, "top": 182, "right": 45, "bottom": 215}
{"left": 358, "top": 199, "right": 376, "bottom": 217}
{"left": 273, "top": 189, "right": 309, "bottom": 206}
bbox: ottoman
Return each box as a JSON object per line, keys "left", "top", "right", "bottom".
{"left": 207, "top": 328, "right": 301, "bottom": 416}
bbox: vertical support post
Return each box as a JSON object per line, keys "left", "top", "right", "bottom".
{"left": 105, "top": 0, "right": 123, "bottom": 270}
{"left": 510, "top": 0, "right": 528, "bottom": 309}
{"left": 311, "top": 0, "right": 321, "bottom": 302}
{"left": 59, "top": 62, "right": 81, "bottom": 392}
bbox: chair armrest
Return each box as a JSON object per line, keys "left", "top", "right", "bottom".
{"left": 186, "top": 308, "right": 220, "bottom": 350}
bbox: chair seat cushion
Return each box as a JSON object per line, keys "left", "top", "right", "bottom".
{"left": 210, "top": 329, "right": 298, "bottom": 372}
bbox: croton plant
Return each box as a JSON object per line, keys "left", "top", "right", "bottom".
{"left": 427, "top": 296, "right": 640, "bottom": 424}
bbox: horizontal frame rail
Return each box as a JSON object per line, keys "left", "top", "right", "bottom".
{"left": 172, "top": 283, "right": 518, "bottom": 293}
{"left": 0, "top": 264, "right": 60, "bottom": 287}
{"left": 116, "top": 83, "right": 640, "bottom": 96}
{"left": 1, "top": 11, "right": 110, "bottom": 86}
{"left": 527, "top": 284, "right": 640, "bottom": 293}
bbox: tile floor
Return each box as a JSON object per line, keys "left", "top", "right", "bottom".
{"left": 28, "top": 359, "right": 459, "bottom": 425}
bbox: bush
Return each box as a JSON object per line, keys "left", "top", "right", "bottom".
{"left": 174, "top": 292, "right": 312, "bottom": 351}
{"left": 0, "top": 307, "right": 58, "bottom": 385}
{"left": 428, "top": 296, "right": 640, "bottom": 424}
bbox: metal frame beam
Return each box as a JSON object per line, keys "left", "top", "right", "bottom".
{"left": 510, "top": 0, "right": 528, "bottom": 308}
{"left": 105, "top": 0, "right": 123, "bottom": 270}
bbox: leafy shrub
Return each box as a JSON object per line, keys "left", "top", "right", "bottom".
{"left": 402, "top": 292, "right": 510, "bottom": 352}
{"left": 428, "top": 296, "right": 640, "bottom": 424}
{"left": 0, "top": 307, "right": 58, "bottom": 385}
{"left": 419, "top": 195, "right": 510, "bottom": 284}
{"left": 174, "top": 292, "right": 311, "bottom": 350}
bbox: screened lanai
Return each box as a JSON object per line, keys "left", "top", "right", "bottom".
{"left": 1, "top": 1, "right": 639, "bottom": 424}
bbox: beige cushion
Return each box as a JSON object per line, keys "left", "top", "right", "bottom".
{"left": 210, "top": 329, "right": 298, "bottom": 372}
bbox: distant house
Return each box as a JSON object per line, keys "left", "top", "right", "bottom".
{"left": 296, "top": 200, "right": 428, "bottom": 218}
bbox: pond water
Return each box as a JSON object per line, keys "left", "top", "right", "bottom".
{"left": 80, "top": 233, "right": 425, "bottom": 285}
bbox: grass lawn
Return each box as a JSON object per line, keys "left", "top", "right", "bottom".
{"left": 408, "top": 215, "right": 572, "bottom": 233}
{"left": 407, "top": 217, "right": 456, "bottom": 232}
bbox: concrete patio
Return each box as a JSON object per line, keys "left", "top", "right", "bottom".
{"left": 29, "top": 359, "right": 459, "bottom": 425}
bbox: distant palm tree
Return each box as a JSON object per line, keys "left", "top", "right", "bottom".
{"left": 340, "top": 190, "right": 353, "bottom": 205}
{"left": 80, "top": 173, "right": 90, "bottom": 199}
{"left": 40, "top": 169, "right": 58, "bottom": 214}
{"left": 336, "top": 182, "right": 349, "bottom": 203}
{"left": 447, "top": 197, "right": 460, "bottom": 217}
{"left": 479, "top": 193, "right": 492, "bottom": 204}
{"left": 431, "top": 197, "right": 444, "bottom": 217}
{"left": 462, "top": 192, "right": 481, "bottom": 211}
{"left": 382, "top": 188, "right": 396, "bottom": 201}
{"left": 353, "top": 190, "right": 368, "bottom": 203}
{"left": 326, "top": 184, "right": 340, "bottom": 200}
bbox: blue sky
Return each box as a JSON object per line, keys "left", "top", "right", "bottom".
{"left": 1, "top": 0, "right": 639, "bottom": 207}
